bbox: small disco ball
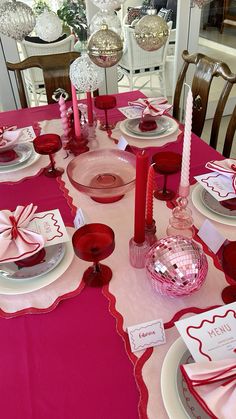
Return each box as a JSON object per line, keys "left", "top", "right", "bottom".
{"left": 35, "top": 10, "right": 62, "bottom": 42}
{"left": 0, "top": 0, "right": 35, "bottom": 40}
{"left": 88, "top": 24, "right": 123, "bottom": 68}
{"left": 145, "top": 236, "right": 208, "bottom": 297}
{"left": 134, "top": 11, "right": 169, "bottom": 52}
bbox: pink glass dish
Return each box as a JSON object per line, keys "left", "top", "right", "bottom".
{"left": 67, "top": 149, "right": 136, "bottom": 203}
{"left": 145, "top": 236, "right": 208, "bottom": 297}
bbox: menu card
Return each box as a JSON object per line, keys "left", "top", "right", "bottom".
{"left": 175, "top": 303, "right": 236, "bottom": 362}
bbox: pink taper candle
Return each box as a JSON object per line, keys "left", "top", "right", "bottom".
{"left": 59, "top": 95, "right": 70, "bottom": 139}
{"left": 179, "top": 84, "right": 193, "bottom": 198}
{"left": 146, "top": 164, "right": 155, "bottom": 227}
{"left": 71, "top": 83, "right": 81, "bottom": 139}
{"left": 86, "top": 91, "right": 93, "bottom": 125}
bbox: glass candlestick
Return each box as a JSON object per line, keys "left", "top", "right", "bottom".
{"left": 166, "top": 196, "right": 194, "bottom": 238}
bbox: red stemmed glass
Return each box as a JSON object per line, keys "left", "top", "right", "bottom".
{"left": 152, "top": 151, "right": 182, "bottom": 201}
{"left": 94, "top": 95, "right": 117, "bottom": 131}
{"left": 33, "top": 134, "right": 64, "bottom": 178}
{"left": 72, "top": 223, "right": 115, "bottom": 287}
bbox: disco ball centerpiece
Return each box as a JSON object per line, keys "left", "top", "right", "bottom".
{"left": 88, "top": 24, "right": 123, "bottom": 68}
{"left": 145, "top": 236, "right": 208, "bottom": 297}
{"left": 134, "top": 10, "right": 169, "bottom": 52}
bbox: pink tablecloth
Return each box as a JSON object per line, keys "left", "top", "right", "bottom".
{"left": 0, "top": 91, "right": 229, "bottom": 419}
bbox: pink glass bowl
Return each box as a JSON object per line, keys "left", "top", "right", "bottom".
{"left": 67, "top": 149, "right": 136, "bottom": 203}
{"left": 145, "top": 236, "right": 208, "bottom": 297}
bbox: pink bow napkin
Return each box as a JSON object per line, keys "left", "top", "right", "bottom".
{"left": 0, "top": 204, "right": 45, "bottom": 263}
{"left": 181, "top": 359, "right": 236, "bottom": 419}
{"left": 0, "top": 126, "right": 20, "bottom": 151}
{"left": 128, "top": 97, "right": 172, "bottom": 117}
{"left": 206, "top": 159, "right": 236, "bottom": 193}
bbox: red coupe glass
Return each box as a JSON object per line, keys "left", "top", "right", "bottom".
{"left": 94, "top": 95, "right": 117, "bottom": 131}
{"left": 33, "top": 134, "right": 64, "bottom": 178}
{"left": 222, "top": 241, "right": 236, "bottom": 281}
{"left": 72, "top": 223, "right": 115, "bottom": 287}
{"left": 152, "top": 151, "right": 182, "bottom": 201}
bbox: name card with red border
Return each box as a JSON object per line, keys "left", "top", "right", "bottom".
{"left": 28, "top": 209, "right": 69, "bottom": 247}
{"left": 175, "top": 302, "right": 236, "bottom": 362}
{"left": 195, "top": 172, "right": 235, "bottom": 201}
{"left": 127, "top": 319, "right": 166, "bottom": 353}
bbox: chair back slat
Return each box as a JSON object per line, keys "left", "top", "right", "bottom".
{"left": 6, "top": 51, "right": 80, "bottom": 107}
{"left": 173, "top": 50, "right": 236, "bottom": 155}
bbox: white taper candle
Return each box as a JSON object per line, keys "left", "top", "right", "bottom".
{"left": 179, "top": 84, "right": 193, "bottom": 197}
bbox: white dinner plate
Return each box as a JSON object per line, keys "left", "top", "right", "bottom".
{"left": 0, "top": 144, "right": 33, "bottom": 170}
{"left": 161, "top": 337, "right": 210, "bottom": 419}
{"left": 119, "top": 115, "right": 179, "bottom": 140}
{"left": 0, "top": 240, "right": 74, "bottom": 295}
{"left": 191, "top": 184, "right": 236, "bottom": 227}
{"left": 0, "top": 144, "right": 40, "bottom": 174}
{"left": 201, "top": 188, "right": 236, "bottom": 218}
{"left": 0, "top": 243, "right": 66, "bottom": 280}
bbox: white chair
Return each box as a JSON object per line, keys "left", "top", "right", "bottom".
{"left": 119, "top": 20, "right": 172, "bottom": 96}
{"left": 18, "top": 35, "right": 75, "bottom": 105}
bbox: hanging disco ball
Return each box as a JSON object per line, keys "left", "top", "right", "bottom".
{"left": 0, "top": 0, "right": 36, "bottom": 41}
{"left": 89, "top": 10, "right": 122, "bottom": 35}
{"left": 35, "top": 10, "right": 62, "bottom": 42}
{"left": 134, "top": 10, "right": 169, "bottom": 52}
{"left": 88, "top": 24, "right": 123, "bottom": 68}
{"left": 91, "top": 0, "right": 125, "bottom": 12}
{"left": 69, "top": 54, "right": 104, "bottom": 93}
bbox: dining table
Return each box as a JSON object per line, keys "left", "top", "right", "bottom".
{"left": 0, "top": 90, "right": 235, "bottom": 419}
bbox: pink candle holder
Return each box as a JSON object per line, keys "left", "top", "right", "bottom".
{"left": 166, "top": 196, "right": 194, "bottom": 239}
{"left": 129, "top": 238, "right": 149, "bottom": 269}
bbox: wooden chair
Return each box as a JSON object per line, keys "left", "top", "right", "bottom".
{"left": 173, "top": 50, "right": 236, "bottom": 156}
{"left": 18, "top": 35, "right": 75, "bottom": 106}
{"left": 6, "top": 51, "right": 80, "bottom": 108}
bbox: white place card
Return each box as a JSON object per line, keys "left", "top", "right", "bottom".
{"left": 127, "top": 319, "right": 166, "bottom": 353}
{"left": 28, "top": 209, "right": 69, "bottom": 247}
{"left": 175, "top": 303, "right": 236, "bottom": 362}
{"left": 74, "top": 208, "right": 86, "bottom": 230}
{"left": 118, "top": 106, "right": 142, "bottom": 119}
{"left": 198, "top": 219, "right": 226, "bottom": 253}
{"left": 195, "top": 172, "right": 236, "bottom": 201}
{"left": 117, "top": 136, "right": 128, "bottom": 151}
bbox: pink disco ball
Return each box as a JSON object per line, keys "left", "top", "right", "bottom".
{"left": 145, "top": 236, "right": 208, "bottom": 297}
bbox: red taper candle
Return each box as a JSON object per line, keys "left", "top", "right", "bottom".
{"left": 71, "top": 83, "right": 81, "bottom": 139}
{"left": 86, "top": 91, "right": 93, "bottom": 125}
{"left": 134, "top": 150, "right": 149, "bottom": 244}
{"left": 146, "top": 164, "right": 155, "bottom": 227}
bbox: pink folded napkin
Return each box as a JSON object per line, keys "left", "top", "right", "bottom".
{"left": 206, "top": 159, "right": 236, "bottom": 193}
{"left": 0, "top": 204, "right": 45, "bottom": 263}
{"left": 0, "top": 126, "right": 20, "bottom": 151}
{"left": 128, "top": 97, "right": 172, "bottom": 118}
{"left": 181, "top": 359, "right": 236, "bottom": 419}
